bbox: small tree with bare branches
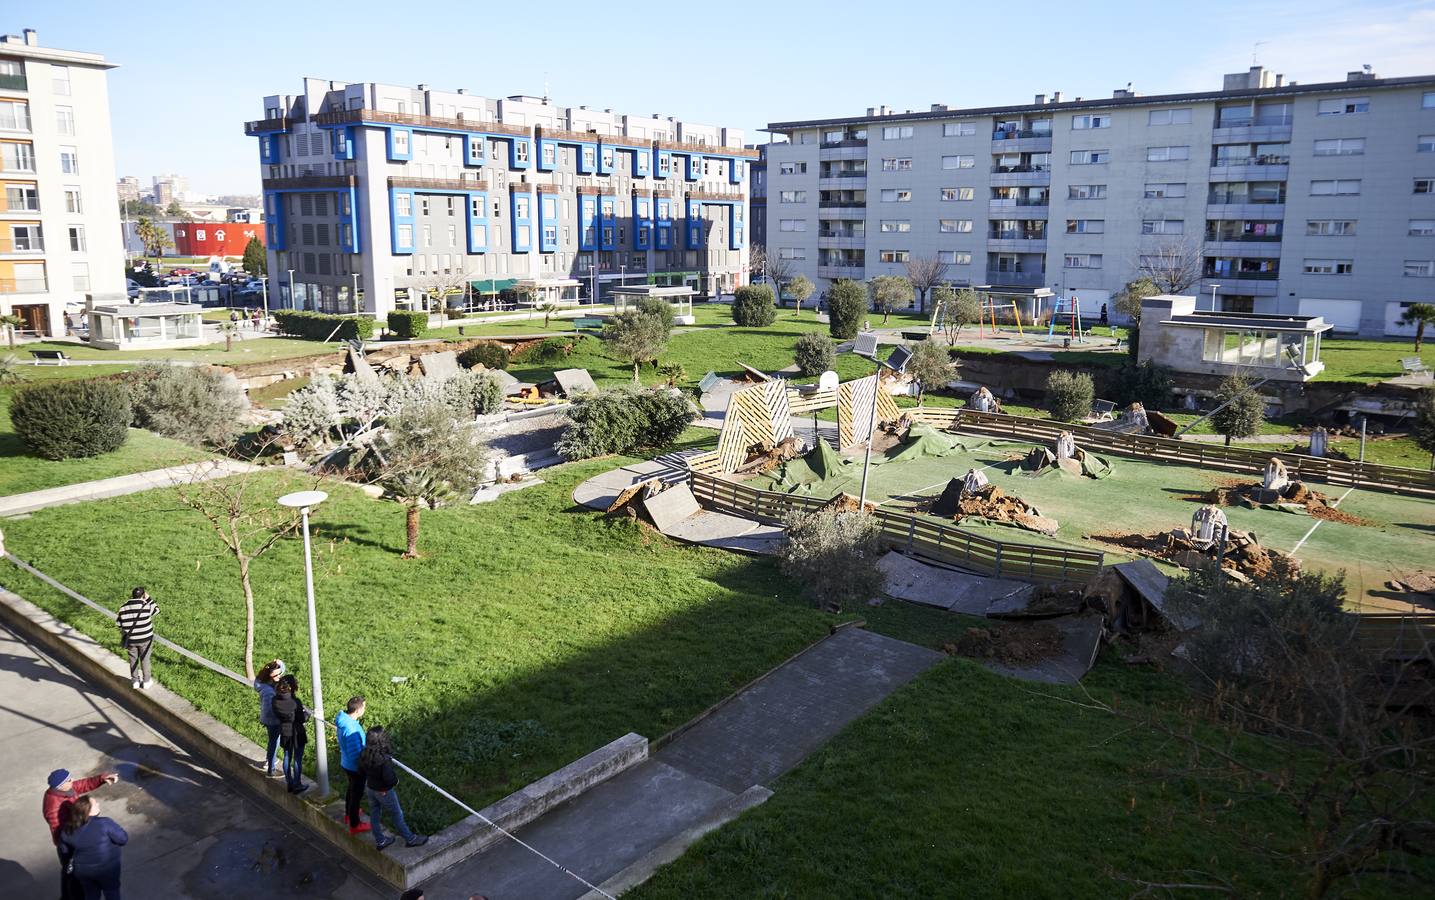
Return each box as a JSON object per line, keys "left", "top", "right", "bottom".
{"left": 411, "top": 268, "right": 475, "bottom": 315}
{"left": 1135, "top": 237, "right": 1202, "bottom": 295}
{"left": 904, "top": 255, "right": 949, "bottom": 312}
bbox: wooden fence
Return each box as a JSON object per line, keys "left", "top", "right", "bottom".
{"left": 689, "top": 471, "right": 1105, "bottom": 582}
{"left": 1353, "top": 611, "right": 1435, "bottom": 660}
{"left": 909, "top": 409, "right": 1435, "bottom": 499}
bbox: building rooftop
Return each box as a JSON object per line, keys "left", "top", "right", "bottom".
{"left": 0, "top": 29, "right": 115, "bottom": 68}
{"left": 766, "top": 71, "right": 1435, "bottom": 131}
{"left": 1161, "top": 309, "right": 1333, "bottom": 334}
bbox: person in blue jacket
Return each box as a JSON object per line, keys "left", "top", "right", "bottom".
{"left": 58, "top": 795, "right": 127, "bottom": 899}
{"left": 335, "top": 695, "right": 369, "bottom": 834}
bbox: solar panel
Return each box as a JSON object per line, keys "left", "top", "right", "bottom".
{"left": 884, "top": 345, "right": 913, "bottom": 374}
{"left": 852, "top": 332, "right": 880, "bottom": 357}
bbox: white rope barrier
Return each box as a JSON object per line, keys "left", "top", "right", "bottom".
{"left": 2, "top": 553, "right": 615, "bottom": 898}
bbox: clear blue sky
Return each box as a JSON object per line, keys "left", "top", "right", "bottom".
{"left": 18, "top": 0, "right": 1434, "bottom": 196}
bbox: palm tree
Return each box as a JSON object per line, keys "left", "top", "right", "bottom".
{"left": 1399, "top": 303, "right": 1435, "bottom": 352}
{"left": 0, "top": 313, "right": 22, "bottom": 350}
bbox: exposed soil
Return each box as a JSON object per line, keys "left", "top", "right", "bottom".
{"left": 947, "top": 622, "right": 1065, "bottom": 666}
{"left": 819, "top": 492, "right": 878, "bottom": 515}
{"left": 1209, "top": 479, "right": 1375, "bottom": 526}
{"left": 1088, "top": 527, "right": 1294, "bottom": 581}
{"left": 736, "top": 436, "right": 803, "bottom": 475}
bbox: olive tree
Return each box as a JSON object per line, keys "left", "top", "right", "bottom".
{"left": 905, "top": 341, "right": 954, "bottom": 404}
{"left": 603, "top": 309, "right": 670, "bottom": 382}
{"left": 787, "top": 274, "right": 815, "bottom": 317}
{"left": 1211, "top": 373, "right": 1265, "bottom": 446}
{"left": 780, "top": 506, "right": 885, "bottom": 613}
{"left": 868, "top": 274, "right": 913, "bottom": 324}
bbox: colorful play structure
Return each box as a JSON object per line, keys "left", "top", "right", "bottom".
{"left": 1044, "top": 294, "right": 1087, "bottom": 343}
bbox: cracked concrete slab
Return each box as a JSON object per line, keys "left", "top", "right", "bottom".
{"left": 878, "top": 551, "right": 1033, "bottom": 614}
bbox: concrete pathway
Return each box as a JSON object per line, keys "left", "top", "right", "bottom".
{"left": 1181, "top": 433, "right": 1300, "bottom": 445}
{"left": 0, "top": 622, "right": 386, "bottom": 900}
{"left": 422, "top": 627, "right": 941, "bottom": 899}
{"left": 0, "top": 459, "right": 259, "bottom": 517}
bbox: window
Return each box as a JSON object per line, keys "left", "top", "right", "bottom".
{"left": 391, "top": 130, "right": 408, "bottom": 153}
{"left": 1411, "top": 219, "right": 1435, "bottom": 236}
{"left": 881, "top": 157, "right": 913, "bottom": 171}
{"left": 1146, "top": 145, "right": 1190, "bottom": 161}
{"left": 941, "top": 187, "right": 974, "bottom": 201}
{"left": 59, "top": 147, "right": 79, "bottom": 174}
{"left": 1064, "top": 254, "right": 1102, "bottom": 268}
{"left": 419, "top": 196, "right": 430, "bottom": 215}
{"left": 778, "top": 161, "right": 807, "bottom": 174}
{"left": 939, "top": 219, "right": 973, "bottom": 233}
{"left": 1420, "top": 135, "right": 1435, "bottom": 153}
{"left": 63, "top": 187, "right": 82, "bottom": 213}
{"left": 938, "top": 250, "right": 972, "bottom": 265}
{"left": 1, "top": 141, "right": 35, "bottom": 171}
{"left": 447, "top": 196, "right": 457, "bottom": 217}
{"left": 396, "top": 224, "right": 413, "bottom": 245}
{"left": 778, "top": 247, "right": 806, "bottom": 260}
{"left": 882, "top": 125, "right": 914, "bottom": 140}
{"left": 1069, "top": 149, "right": 1109, "bottom": 164}
{"left": 395, "top": 193, "right": 411, "bottom": 216}
{"left": 943, "top": 122, "right": 976, "bottom": 136}
{"left": 10, "top": 224, "right": 42, "bottom": 251}
{"left": 879, "top": 249, "right": 910, "bottom": 263}
{"left": 1417, "top": 178, "right": 1434, "bottom": 194}
{"left": 55, "top": 105, "right": 75, "bottom": 135}
{"left": 1147, "top": 108, "right": 1192, "bottom": 126}
{"left": 1068, "top": 184, "right": 1106, "bottom": 199}
{"left": 941, "top": 155, "right": 974, "bottom": 169}
{"left": 1071, "top": 114, "right": 1110, "bottom": 129}
{"left": 1425, "top": 92, "right": 1435, "bottom": 109}
{"left": 1065, "top": 219, "right": 1104, "bottom": 234}
{"left": 880, "top": 189, "right": 911, "bottom": 202}
{"left": 5, "top": 184, "right": 38, "bottom": 211}
{"left": 514, "top": 196, "right": 530, "bottom": 218}
{"left": 1143, "top": 182, "right": 1186, "bottom": 198}
{"left": 0, "top": 99, "right": 30, "bottom": 131}
{"left": 778, "top": 219, "right": 807, "bottom": 232}
{"left": 1405, "top": 260, "right": 1435, "bottom": 277}
{"left": 1303, "top": 258, "right": 1354, "bottom": 275}
{"left": 778, "top": 190, "right": 807, "bottom": 203}
{"left": 1313, "top": 138, "right": 1365, "bottom": 156}
{"left": 1141, "top": 219, "right": 1183, "bottom": 234}
{"left": 67, "top": 225, "right": 85, "bottom": 252}
{"left": 71, "top": 262, "right": 89, "bottom": 291}
{"left": 1316, "top": 97, "right": 1369, "bottom": 115}
{"left": 50, "top": 64, "right": 71, "bottom": 95}
{"left": 877, "top": 220, "right": 909, "bottom": 234}
{"left": 540, "top": 142, "right": 556, "bottom": 166}
{"left": 515, "top": 141, "right": 529, "bottom": 163}
{"left": 1311, "top": 179, "right": 1361, "bottom": 195}
{"left": 1306, "top": 219, "right": 1357, "bottom": 236}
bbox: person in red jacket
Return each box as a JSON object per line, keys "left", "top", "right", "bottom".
{"left": 43, "top": 767, "right": 118, "bottom": 900}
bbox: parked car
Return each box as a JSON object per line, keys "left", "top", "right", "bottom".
{"left": 126, "top": 278, "right": 141, "bottom": 299}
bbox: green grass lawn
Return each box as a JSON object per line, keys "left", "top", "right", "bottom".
{"left": 0, "top": 446, "right": 842, "bottom": 830}
{"left": 1, "top": 366, "right": 210, "bottom": 497}
{"left": 1314, "top": 338, "right": 1433, "bottom": 383}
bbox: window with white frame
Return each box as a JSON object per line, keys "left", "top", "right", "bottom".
{"left": 779, "top": 190, "right": 807, "bottom": 203}
{"left": 1064, "top": 254, "right": 1102, "bottom": 268}
{"left": 395, "top": 193, "right": 411, "bottom": 216}
{"left": 1311, "top": 179, "right": 1361, "bottom": 195}
{"left": 71, "top": 261, "right": 89, "bottom": 291}
{"left": 1068, "top": 184, "right": 1106, "bottom": 199}
{"left": 943, "top": 122, "right": 976, "bottom": 136}
{"left": 396, "top": 224, "right": 413, "bottom": 245}
{"left": 938, "top": 250, "right": 972, "bottom": 265}
{"left": 1410, "top": 219, "right": 1435, "bottom": 236}
{"left": 67, "top": 225, "right": 85, "bottom": 251}
{"left": 1141, "top": 219, "right": 1183, "bottom": 234}
{"left": 392, "top": 130, "right": 409, "bottom": 153}
{"left": 1425, "top": 92, "right": 1435, "bottom": 109}
{"left": 1306, "top": 219, "right": 1356, "bottom": 236}
{"left": 1317, "top": 97, "right": 1369, "bottom": 115}
{"left": 1143, "top": 182, "right": 1186, "bottom": 198}
{"left": 941, "top": 187, "right": 974, "bottom": 201}
{"left": 1417, "top": 178, "right": 1434, "bottom": 194}
{"left": 881, "top": 189, "right": 911, "bottom": 202}
{"left": 1146, "top": 145, "right": 1190, "bottom": 161}
{"left": 1066, "top": 219, "right": 1104, "bottom": 234}
{"left": 0, "top": 98, "right": 30, "bottom": 131}
{"left": 879, "top": 249, "right": 910, "bottom": 262}
{"left": 63, "top": 187, "right": 81, "bottom": 213}
{"left": 778, "top": 219, "right": 806, "bottom": 232}
{"left": 55, "top": 106, "right": 75, "bottom": 135}
{"left": 51, "top": 64, "right": 71, "bottom": 95}
{"left": 10, "top": 223, "right": 42, "bottom": 251}
{"left": 1071, "top": 114, "right": 1110, "bottom": 129}
{"left": 1405, "top": 260, "right": 1435, "bottom": 277}
{"left": 1069, "top": 149, "right": 1110, "bottom": 164}
{"left": 1147, "top": 108, "right": 1192, "bottom": 125}
{"left": 1313, "top": 138, "right": 1365, "bottom": 156}
{"left": 778, "top": 247, "right": 806, "bottom": 260}
{"left": 1420, "top": 135, "right": 1435, "bottom": 153}
{"left": 882, "top": 157, "right": 913, "bottom": 171}
{"left": 882, "top": 126, "right": 914, "bottom": 140}
{"left": 880, "top": 220, "right": 911, "bottom": 232}
{"left": 778, "top": 161, "right": 807, "bottom": 174}
{"left": 939, "top": 219, "right": 973, "bottom": 233}
{"left": 59, "top": 146, "right": 79, "bottom": 174}
{"left": 941, "top": 154, "right": 974, "bottom": 169}
{"left": 1303, "top": 258, "right": 1354, "bottom": 275}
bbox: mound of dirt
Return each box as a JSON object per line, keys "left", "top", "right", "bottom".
{"left": 1088, "top": 527, "right": 1295, "bottom": 582}
{"left": 737, "top": 436, "right": 804, "bottom": 475}
{"left": 820, "top": 492, "right": 878, "bottom": 515}
{"left": 947, "top": 623, "right": 1065, "bottom": 666}
{"left": 953, "top": 484, "right": 1059, "bottom": 535}
{"left": 1211, "top": 479, "right": 1374, "bottom": 526}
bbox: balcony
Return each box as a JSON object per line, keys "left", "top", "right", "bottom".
{"left": 1206, "top": 269, "right": 1280, "bottom": 282}
{"left": 243, "top": 116, "right": 297, "bottom": 135}
{"left": 0, "top": 72, "right": 26, "bottom": 91}
{"left": 1209, "top": 156, "right": 1290, "bottom": 182}
{"left": 818, "top": 175, "right": 866, "bottom": 190}
{"left": 989, "top": 165, "right": 1051, "bottom": 186}
{"left": 1200, "top": 274, "right": 1278, "bottom": 297}
{"left": 817, "top": 264, "right": 865, "bottom": 280}
{"left": 818, "top": 235, "right": 865, "bottom": 250}
{"left": 0, "top": 235, "right": 43, "bottom": 254}
{"left": 0, "top": 276, "right": 48, "bottom": 293}
{"left": 817, "top": 205, "right": 865, "bottom": 220}
{"left": 1205, "top": 240, "right": 1282, "bottom": 257}
{"left": 983, "top": 269, "right": 1046, "bottom": 287}
{"left": 819, "top": 143, "right": 866, "bottom": 162}
{"left": 819, "top": 138, "right": 867, "bottom": 149}
{"left": 990, "top": 131, "right": 1051, "bottom": 152}
{"left": 987, "top": 238, "right": 1047, "bottom": 253}
{"left": 817, "top": 200, "right": 865, "bottom": 209}
{"left": 988, "top": 200, "right": 1049, "bottom": 219}
{"left": 1211, "top": 116, "right": 1293, "bottom": 144}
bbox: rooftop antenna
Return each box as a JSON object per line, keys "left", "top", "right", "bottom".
{"left": 542, "top": 72, "right": 550, "bottom": 104}
{"left": 1252, "top": 41, "right": 1268, "bottom": 65}
{"left": 1362, "top": 63, "right": 1372, "bottom": 73}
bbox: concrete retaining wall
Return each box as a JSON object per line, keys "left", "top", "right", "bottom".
{"left": 0, "top": 585, "right": 648, "bottom": 889}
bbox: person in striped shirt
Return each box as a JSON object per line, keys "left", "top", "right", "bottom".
{"left": 116, "top": 587, "right": 159, "bottom": 690}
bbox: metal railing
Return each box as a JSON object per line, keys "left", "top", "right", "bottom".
{"left": 1216, "top": 113, "right": 1294, "bottom": 128}
{"left": 991, "top": 164, "right": 1051, "bottom": 174}
{"left": 0, "top": 276, "right": 47, "bottom": 293}
{"left": 1211, "top": 155, "right": 1290, "bottom": 166}
{"left": 1205, "top": 232, "right": 1283, "bottom": 243}
{"left": 984, "top": 270, "right": 1046, "bottom": 286}
{"left": 818, "top": 200, "right": 866, "bottom": 208}
{"left": 992, "top": 129, "right": 1051, "bottom": 140}
{"left": 1205, "top": 269, "right": 1279, "bottom": 280}
{"left": 819, "top": 138, "right": 867, "bottom": 148}
{"left": 0, "top": 73, "right": 26, "bottom": 90}
{"left": 989, "top": 230, "right": 1046, "bottom": 241}
{"left": 1208, "top": 193, "right": 1286, "bottom": 205}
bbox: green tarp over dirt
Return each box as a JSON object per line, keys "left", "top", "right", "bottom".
{"left": 877, "top": 423, "right": 971, "bottom": 466}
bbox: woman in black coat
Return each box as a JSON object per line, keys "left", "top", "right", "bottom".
{"left": 271, "top": 673, "right": 309, "bottom": 794}
{"left": 59, "top": 796, "right": 127, "bottom": 900}
{"left": 359, "top": 726, "right": 427, "bottom": 850}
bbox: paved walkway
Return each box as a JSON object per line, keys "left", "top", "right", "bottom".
{"left": 0, "top": 622, "right": 386, "bottom": 900}
{"left": 422, "top": 627, "right": 942, "bottom": 899}
{"left": 1181, "top": 433, "right": 1301, "bottom": 444}
{"left": 0, "top": 459, "right": 259, "bottom": 517}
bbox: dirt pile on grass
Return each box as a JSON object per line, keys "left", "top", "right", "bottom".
{"left": 1210, "top": 480, "right": 1374, "bottom": 526}
{"left": 819, "top": 492, "right": 877, "bottom": 515}
{"left": 952, "top": 484, "right": 1059, "bottom": 536}
{"left": 1090, "top": 528, "right": 1293, "bottom": 582}
{"left": 947, "top": 623, "right": 1065, "bottom": 666}
{"left": 737, "top": 436, "right": 804, "bottom": 475}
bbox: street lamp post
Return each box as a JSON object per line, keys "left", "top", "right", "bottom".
{"left": 350, "top": 273, "right": 361, "bottom": 315}
{"left": 277, "top": 490, "right": 330, "bottom": 797}
{"left": 847, "top": 335, "right": 911, "bottom": 510}
{"left": 287, "top": 268, "right": 297, "bottom": 311}
{"left": 1208, "top": 283, "right": 1221, "bottom": 312}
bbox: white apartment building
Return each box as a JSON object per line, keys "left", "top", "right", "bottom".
{"left": 246, "top": 78, "right": 754, "bottom": 319}
{"left": 766, "top": 67, "right": 1435, "bottom": 336}
{"left": 1, "top": 28, "right": 123, "bottom": 337}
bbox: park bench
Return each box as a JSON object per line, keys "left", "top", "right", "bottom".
{"left": 900, "top": 330, "right": 929, "bottom": 341}
{"left": 1400, "top": 357, "right": 1430, "bottom": 378}
{"left": 574, "top": 316, "right": 605, "bottom": 333}
{"left": 29, "top": 349, "right": 70, "bottom": 366}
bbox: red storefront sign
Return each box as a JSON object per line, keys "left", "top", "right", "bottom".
{"left": 172, "top": 223, "right": 267, "bottom": 256}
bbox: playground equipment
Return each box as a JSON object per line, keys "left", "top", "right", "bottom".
{"left": 977, "top": 295, "right": 1026, "bottom": 339}
{"left": 1044, "top": 295, "right": 1086, "bottom": 344}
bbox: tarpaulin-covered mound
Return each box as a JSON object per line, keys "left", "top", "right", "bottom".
{"left": 928, "top": 479, "right": 1059, "bottom": 535}
{"left": 878, "top": 422, "right": 970, "bottom": 466}
{"left": 1020, "top": 446, "right": 1114, "bottom": 479}
{"left": 772, "top": 438, "right": 861, "bottom": 495}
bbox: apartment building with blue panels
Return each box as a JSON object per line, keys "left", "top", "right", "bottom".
{"left": 245, "top": 77, "right": 754, "bottom": 318}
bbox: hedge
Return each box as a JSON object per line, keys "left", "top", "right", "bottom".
{"left": 457, "top": 341, "right": 510, "bottom": 370}
{"left": 732, "top": 285, "right": 777, "bottom": 327}
{"left": 10, "top": 378, "right": 133, "bottom": 460}
{"left": 387, "top": 310, "right": 429, "bottom": 341}
{"left": 272, "top": 310, "right": 375, "bottom": 341}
